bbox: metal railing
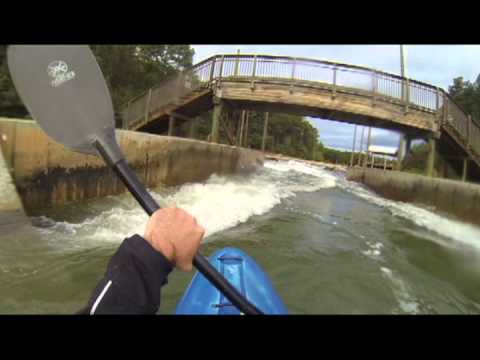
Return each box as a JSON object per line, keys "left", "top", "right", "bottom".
{"left": 122, "top": 54, "right": 480, "bottom": 164}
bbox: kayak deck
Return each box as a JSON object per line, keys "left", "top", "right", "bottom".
{"left": 175, "top": 247, "right": 288, "bottom": 315}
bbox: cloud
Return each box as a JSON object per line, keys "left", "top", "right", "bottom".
{"left": 371, "top": 130, "right": 401, "bottom": 148}
{"left": 307, "top": 118, "right": 401, "bottom": 151}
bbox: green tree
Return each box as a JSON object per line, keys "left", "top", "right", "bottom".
{"left": 0, "top": 45, "right": 29, "bottom": 118}
{"left": 90, "top": 45, "right": 194, "bottom": 109}
{"left": 0, "top": 45, "right": 194, "bottom": 120}
{"left": 402, "top": 142, "right": 429, "bottom": 173}
{"left": 176, "top": 110, "right": 321, "bottom": 161}
{"left": 448, "top": 76, "right": 480, "bottom": 123}
{"left": 266, "top": 113, "right": 319, "bottom": 160}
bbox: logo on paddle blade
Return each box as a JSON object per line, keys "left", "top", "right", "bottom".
{"left": 47, "top": 60, "right": 76, "bottom": 87}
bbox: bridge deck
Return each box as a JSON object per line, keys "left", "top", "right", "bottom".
{"left": 122, "top": 54, "right": 480, "bottom": 169}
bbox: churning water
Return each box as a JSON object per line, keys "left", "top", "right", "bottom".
{"left": 2, "top": 160, "right": 480, "bottom": 314}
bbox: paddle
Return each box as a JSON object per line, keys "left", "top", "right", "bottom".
{"left": 7, "top": 45, "right": 263, "bottom": 315}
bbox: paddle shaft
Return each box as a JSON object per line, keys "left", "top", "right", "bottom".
{"left": 105, "top": 154, "right": 263, "bottom": 315}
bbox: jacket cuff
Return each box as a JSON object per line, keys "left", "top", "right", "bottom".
{"left": 123, "top": 234, "right": 174, "bottom": 281}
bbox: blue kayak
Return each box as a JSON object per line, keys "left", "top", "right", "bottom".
{"left": 175, "top": 247, "right": 288, "bottom": 315}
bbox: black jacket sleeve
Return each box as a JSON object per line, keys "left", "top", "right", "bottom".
{"left": 78, "top": 234, "right": 174, "bottom": 315}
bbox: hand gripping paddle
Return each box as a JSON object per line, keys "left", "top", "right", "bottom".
{"left": 7, "top": 45, "right": 262, "bottom": 315}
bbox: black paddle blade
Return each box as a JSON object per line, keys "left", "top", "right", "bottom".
{"left": 7, "top": 45, "right": 119, "bottom": 159}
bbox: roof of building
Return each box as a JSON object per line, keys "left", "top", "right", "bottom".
{"left": 368, "top": 145, "right": 398, "bottom": 156}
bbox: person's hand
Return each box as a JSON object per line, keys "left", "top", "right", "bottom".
{"left": 143, "top": 207, "right": 205, "bottom": 271}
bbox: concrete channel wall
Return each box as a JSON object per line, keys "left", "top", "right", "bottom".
{"left": 0, "top": 118, "right": 264, "bottom": 213}
{"left": 0, "top": 138, "right": 30, "bottom": 225}
{"left": 347, "top": 167, "right": 480, "bottom": 227}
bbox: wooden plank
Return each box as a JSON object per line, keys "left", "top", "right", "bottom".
{"left": 262, "top": 112, "right": 269, "bottom": 151}
{"left": 209, "top": 58, "right": 216, "bottom": 82}
{"left": 462, "top": 158, "right": 468, "bottom": 182}
{"left": 364, "top": 127, "right": 372, "bottom": 167}
{"left": 350, "top": 125, "right": 357, "bottom": 167}
{"left": 426, "top": 137, "right": 436, "bottom": 177}
{"left": 239, "top": 110, "right": 245, "bottom": 146}
{"left": 211, "top": 99, "right": 223, "bottom": 143}
{"left": 234, "top": 49, "right": 240, "bottom": 76}
{"left": 332, "top": 67, "right": 337, "bottom": 100}
{"left": 290, "top": 58, "right": 296, "bottom": 94}
{"left": 220, "top": 111, "right": 236, "bottom": 145}
{"left": 358, "top": 126, "right": 365, "bottom": 166}
{"left": 244, "top": 111, "right": 249, "bottom": 147}
{"left": 219, "top": 84, "right": 435, "bottom": 130}
{"left": 168, "top": 115, "right": 175, "bottom": 136}
{"left": 405, "top": 79, "right": 410, "bottom": 114}
{"left": 251, "top": 55, "right": 257, "bottom": 90}
{"left": 217, "top": 55, "right": 224, "bottom": 88}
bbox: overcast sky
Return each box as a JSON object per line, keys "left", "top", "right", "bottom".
{"left": 191, "top": 45, "right": 480, "bottom": 151}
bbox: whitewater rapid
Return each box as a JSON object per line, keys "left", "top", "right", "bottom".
{"left": 32, "top": 160, "right": 480, "bottom": 253}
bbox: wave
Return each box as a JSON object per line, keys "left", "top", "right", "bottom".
{"left": 31, "top": 159, "right": 480, "bottom": 252}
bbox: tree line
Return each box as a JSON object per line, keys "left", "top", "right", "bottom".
{"left": 448, "top": 75, "right": 480, "bottom": 124}
{"left": 0, "top": 45, "right": 195, "bottom": 118}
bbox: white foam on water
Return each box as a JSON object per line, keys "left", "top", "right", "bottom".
{"left": 155, "top": 162, "right": 334, "bottom": 239}
{"left": 32, "top": 159, "right": 480, "bottom": 253}
{"left": 337, "top": 177, "right": 480, "bottom": 251}
{"left": 362, "top": 241, "right": 384, "bottom": 258}
{"left": 33, "top": 208, "right": 149, "bottom": 249}
{"left": 264, "top": 160, "right": 337, "bottom": 188}
{"left": 380, "top": 266, "right": 420, "bottom": 314}
{"left": 32, "top": 160, "right": 336, "bottom": 247}
{"left": 269, "top": 160, "right": 480, "bottom": 251}
{"left": 159, "top": 174, "right": 289, "bottom": 239}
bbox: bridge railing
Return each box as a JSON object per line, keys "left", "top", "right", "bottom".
{"left": 214, "top": 54, "right": 442, "bottom": 112}
{"left": 445, "top": 96, "right": 480, "bottom": 158}
{"left": 122, "top": 54, "right": 480, "bottom": 163}
{"left": 123, "top": 58, "right": 213, "bottom": 130}
{"left": 471, "top": 119, "right": 480, "bottom": 156}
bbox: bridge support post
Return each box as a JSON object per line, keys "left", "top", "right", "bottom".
{"left": 462, "top": 158, "right": 469, "bottom": 182}
{"left": 396, "top": 134, "right": 407, "bottom": 170}
{"left": 211, "top": 98, "right": 223, "bottom": 144}
{"left": 350, "top": 125, "right": 357, "bottom": 167}
{"left": 357, "top": 126, "right": 365, "bottom": 166}
{"left": 363, "top": 127, "right": 372, "bottom": 167}
{"left": 262, "top": 112, "right": 269, "bottom": 152}
{"left": 244, "top": 111, "right": 249, "bottom": 147}
{"left": 405, "top": 136, "right": 412, "bottom": 157}
{"left": 189, "top": 118, "right": 197, "bottom": 139}
{"left": 426, "top": 137, "right": 436, "bottom": 177}
{"left": 238, "top": 110, "right": 245, "bottom": 147}
{"left": 168, "top": 115, "right": 176, "bottom": 137}
{"left": 234, "top": 49, "right": 240, "bottom": 77}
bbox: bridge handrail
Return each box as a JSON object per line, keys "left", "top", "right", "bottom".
{"left": 122, "top": 54, "right": 480, "bottom": 163}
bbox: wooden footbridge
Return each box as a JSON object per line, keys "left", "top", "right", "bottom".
{"left": 121, "top": 54, "right": 480, "bottom": 180}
